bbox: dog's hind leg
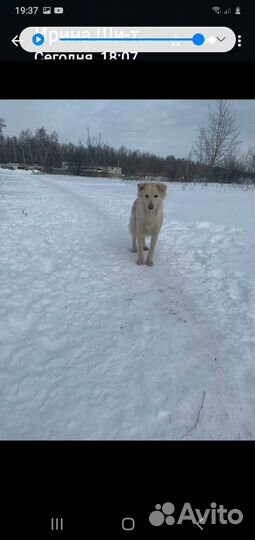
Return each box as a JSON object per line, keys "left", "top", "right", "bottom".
{"left": 143, "top": 239, "right": 149, "bottom": 251}
{"left": 132, "top": 233, "right": 137, "bottom": 252}
{"left": 129, "top": 209, "right": 137, "bottom": 253}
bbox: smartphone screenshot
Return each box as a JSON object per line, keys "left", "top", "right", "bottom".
{"left": 0, "top": 1, "right": 254, "bottom": 538}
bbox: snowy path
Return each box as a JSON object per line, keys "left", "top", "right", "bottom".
{"left": 0, "top": 171, "right": 254, "bottom": 439}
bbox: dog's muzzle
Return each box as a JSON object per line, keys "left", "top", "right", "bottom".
{"left": 148, "top": 203, "right": 154, "bottom": 210}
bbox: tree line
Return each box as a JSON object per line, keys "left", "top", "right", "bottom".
{"left": 0, "top": 101, "right": 254, "bottom": 183}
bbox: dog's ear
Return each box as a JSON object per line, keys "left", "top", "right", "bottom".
{"left": 157, "top": 183, "right": 167, "bottom": 198}
{"left": 138, "top": 183, "right": 146, "bottom": 194}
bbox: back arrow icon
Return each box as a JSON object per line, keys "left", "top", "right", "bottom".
{"left": 12, "top": 35, "right": 22, "bottom": 47}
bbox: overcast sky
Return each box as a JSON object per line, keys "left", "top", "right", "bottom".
{"left": 1, "top": 100, "right": 254, "bottom": 158}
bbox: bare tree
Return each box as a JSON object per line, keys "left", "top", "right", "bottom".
{"left": 19, "top": 130, "right": 34, "bottom": 164}
{"left": 0, "top": 118, "right": 6, "bottom": 137}
{"left": 245, "top": 146, "right": 255, "bottom": 176}
{"left": 193, "top": 100, "right": 241, "bottom": 168}
{"left": 79, "top": 128, "right": 105, "bottom": 167}
{"left": 86, "top": 128, "right": 103, "bottom": 150}
{"left": 184, "top": 151, "right": 193, "bottom": 180}
{"left": 222, "top": 153, "right": 240, "bottom": 182}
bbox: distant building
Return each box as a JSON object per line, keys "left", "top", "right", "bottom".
{"left": 0, "top": 163, "right": 17, "bottom": 170}
{"left": 0, "top": 162, "right": 43, "bottom": 171}
{"left": 56, "top": 162, "right": 122, "bottom": 178}
{"left": 80, "top": 165, "right": 122, "bottom": 178}
{"left": 136, "top": 172, "right": 169, "bottom": 182}
{"left": 61, "top": 162, "right": 71, "bottom": 170}
{"left": 105, "top": 166, "right": 122, "bottom": 176}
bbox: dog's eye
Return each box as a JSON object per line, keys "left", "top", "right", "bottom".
{"left": 154, "top": 194, "right": 159, "bottom": 198}
{"left": 145, "top": 194, "right": 149, "bottom": 198}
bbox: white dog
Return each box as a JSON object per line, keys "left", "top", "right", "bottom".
{"left": 129, "top": 182, "right": 167, "bottom": 266}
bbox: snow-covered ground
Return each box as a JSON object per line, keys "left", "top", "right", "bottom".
{"left": 0, "top": 169, "right": 254, "bottom": 440}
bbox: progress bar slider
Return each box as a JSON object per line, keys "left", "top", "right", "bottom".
{"left": 18, "top": 27, "right": 236, "bottom": 53}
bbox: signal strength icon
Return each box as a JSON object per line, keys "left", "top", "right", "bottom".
{"left": 224, "top": 7, "right": 231, "bottom": 14}
{"left": 212, "top": 6, "right": 221, "bottom": 14}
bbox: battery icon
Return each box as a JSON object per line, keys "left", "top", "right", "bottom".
{"left": 54, "top": 7, "right": 64, "bottom": 14}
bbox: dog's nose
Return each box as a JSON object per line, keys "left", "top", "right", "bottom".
{"left": 148, "top": 203, "right": 154, "bottom": 210}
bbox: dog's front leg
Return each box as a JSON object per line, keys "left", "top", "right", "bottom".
{"left": 146, "top": 234, "right": 158, "bottom": 266}
{"left": 137, "top": 234, "right": 145, "bottom": 265}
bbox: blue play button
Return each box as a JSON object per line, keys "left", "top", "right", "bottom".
{"left": 32, "top": 33, "right": 45, "bottom": 46}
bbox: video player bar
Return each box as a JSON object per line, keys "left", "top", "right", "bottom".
{"left": 16, "top": 27, "right": 237, "bottom": 53}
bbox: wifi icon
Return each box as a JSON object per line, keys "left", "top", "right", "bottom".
{"left": 212, "top": 6, "right": 221, "bottom": 14}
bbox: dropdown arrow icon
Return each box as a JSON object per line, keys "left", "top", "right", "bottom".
{"left": 217, "top": 36, "right": 226, "bottom": 42}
